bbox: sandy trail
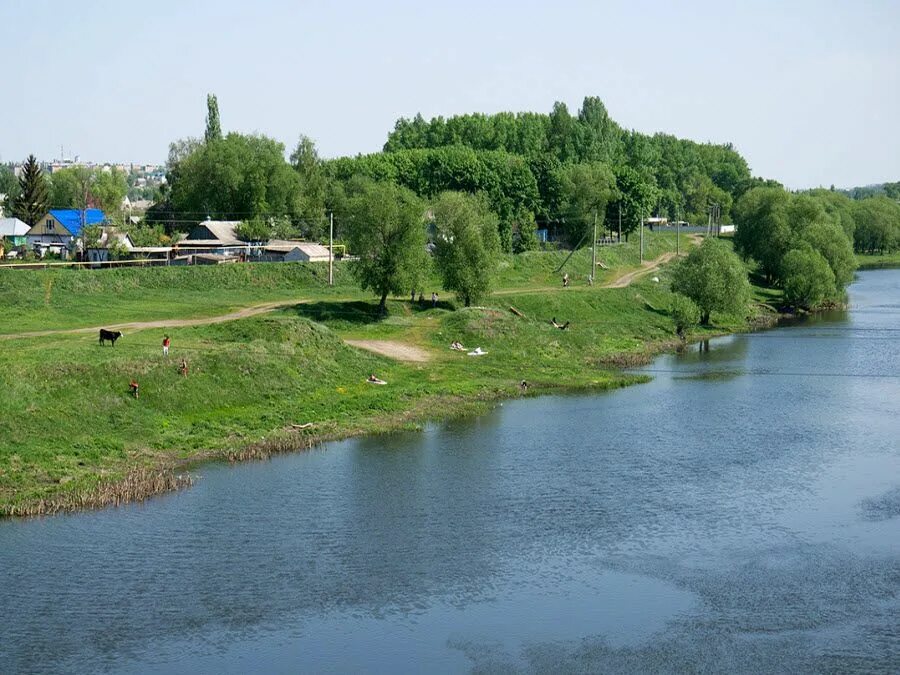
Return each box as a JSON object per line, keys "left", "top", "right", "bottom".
{"left": 344, "top": 340, "right": 431, "bottom": 362}
{"left": 0, "top": 300, "right": 305, "bottom": 340}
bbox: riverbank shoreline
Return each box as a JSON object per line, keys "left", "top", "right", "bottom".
{"left": 0, "top": 235, "right": 783, "bottom": 518}
{"left": 3, "top": 316, "right": 779, "bottom": 519}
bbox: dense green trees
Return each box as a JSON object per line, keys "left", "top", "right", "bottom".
{"left": 851, "top": 197, "right": 900, "bottom": 254}
{"left": 327, "top": 146, "right": 540, "bottom": 251}
{"left": 153, "top": 99, "right": 306, "bottom": 233}
{"left": 431, "top": 192, "right": 501, "bottom": 306}
{"left": 733, "top": 186, "right": 868, "bottom": 309}
{"left": 12, "top": 155, "right": 50, "bottom": 226}
{"left": 153, "top": 94, "right": 769, "bottom": 261}
{"left": 669, "top": 294, "right": 701, "bottom": 336}
{"left": 781, "top": 248, "right": 835, "bottom": 309}
{"left": 168, "top": 133, "right": 301, "bottom": 222}
{"left": 49, "top": 166, "right": 93, "bottom": 211}
{"left": 671, "top": 238, "right": 751, "bottom": 325}
{"left": 47, "top": 166, "right": 128, "bottom": 217}
{"left": 605, "top": 165, "right": 658, "bottom": 240}
{"left": 343, "top": 179, "right": 427, "bottom": 313}
{"left": 733, "top": 187, "right": 794, "bottom": 282}
{"left": 381, "top": 96, "right": 753, "bottom": 225}
{"left": 290, "top": 135, "right": 328, "bottom": 238}
{"left": 0, "top": 165, "right": 19, "bottom": 213}
{"left": 799, "top": 222, "right": 856, "bottom": 291}
{"left": 555, "top": 162, "right": 617, "bottom": 244}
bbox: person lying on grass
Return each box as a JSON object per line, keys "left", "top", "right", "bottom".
{"left": 551, "top": 317, "right": 571, "bottom": 330}
{"left": 450, "top": 341, "right": 466, "bottom": 351}
{"left": 367, "top": 374, "right": 387, "bottom": 385}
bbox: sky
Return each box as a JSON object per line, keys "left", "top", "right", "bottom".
{"left": 1, "top": 0, "right": 898, "bottom": 189}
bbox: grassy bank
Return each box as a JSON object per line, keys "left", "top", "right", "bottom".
{"left": 856, "top": 251, "right": 900, "bottom": 269}
{"left": 0, "top": 262, "right": 355, "bottom": 334}
{"left": 0, "top": 232, "right": 769, "bottom": 516}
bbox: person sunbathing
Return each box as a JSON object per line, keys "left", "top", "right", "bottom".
{"left": 450, "top": 341, "right": 465, "bottom": 351}
{"left": 467, "top": 347, "right": 488, "bottom": 356}
{"left": 367, "top": 374, "right": 387, "bottom": 385}
{"left": 551, "top": 317, "right": 570, "bottom": 330}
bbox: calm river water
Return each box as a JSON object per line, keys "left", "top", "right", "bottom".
{"left": 1, "top": 270, "right": 898, "bottom": 674}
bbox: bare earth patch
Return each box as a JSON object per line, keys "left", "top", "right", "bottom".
{"left": 345, "top": 340, "right": 431, "bottom": 362}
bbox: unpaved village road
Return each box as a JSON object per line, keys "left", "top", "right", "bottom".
{"left": 0, "top": 241, "right": 695, "bottom": 343}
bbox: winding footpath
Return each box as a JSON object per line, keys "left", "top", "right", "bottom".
{"left": 0, "top": 245, "right": 690, "bottom": 343}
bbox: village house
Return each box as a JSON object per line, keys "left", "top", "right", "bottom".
{"left": 260, "top": 240, "right": 332, "bottom": 263}
{"left": 0, "top": 217, "right": 30, "bottom": 253}
{"left": 25, "top": 209, "right": 106, "bottom": 258}
{"left": 176, "top": 220, "right": 249, "bottom": 258}
{"left": 85, "top": 228, "right": 135, "bottom": 264}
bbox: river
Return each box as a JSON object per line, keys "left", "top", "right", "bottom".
{"left": 1, "top": 269, "right": 898, "bottom": 674}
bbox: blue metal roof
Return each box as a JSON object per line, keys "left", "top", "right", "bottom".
{"left": 49, "top": 209, "right": 106, "bottom": 236}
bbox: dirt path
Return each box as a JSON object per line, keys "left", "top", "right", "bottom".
{"left": 2, "top": 238, "right": 701, "bottom": 342}
{"left": 344, "top": 340, "right": 431, "bottom": 362}
{"left": 0, "top": 299, "right": 306, "bottom": 340}
{"left": 493, "top": 248, "right": 682, "bottom": 296}
{"left": 602, "top": 252, "right": 677, "bottom": 288}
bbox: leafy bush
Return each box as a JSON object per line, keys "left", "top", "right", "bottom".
{"left": 781, "top": 248, "right": 835, "bottom": 309}
{"left": 669, "top": 293, "right": 700, "bottom": 336}
{"left": 671, "top": 238, "right": 750, "bottom": 325}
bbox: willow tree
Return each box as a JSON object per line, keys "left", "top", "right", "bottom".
{"left": 671, "top": 238, "right": 750, "bottom": 325}
{"left": 344, "top": 179, "right": 427, "bottom": 314}
{"left": 432, "top": 191, "right": 501, "bottom": 307}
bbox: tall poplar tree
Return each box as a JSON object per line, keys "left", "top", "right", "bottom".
{"left": 205, "top": 94, "right": 222, "bottom": 143}
{"left": 12, "top": 155, "right": 50, "bottom": 226}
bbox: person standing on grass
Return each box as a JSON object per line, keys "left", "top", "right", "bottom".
{"left": 162, "top": 335, "right": 171, "bottom": 356}
{"left": 432, "top": 292, "right": 438, "bottom": 308}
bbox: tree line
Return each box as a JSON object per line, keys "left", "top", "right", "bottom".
{"left": 732, "top": 186, "right": 900, "bottom": 309}
{"left": 139, "top": 96, "right": 768, "bottom": 248}
{"left": 2, "top": 157, "right": 128, "bottom": 224}
{"left": 6, "top": 94, "right": 898, "bottom": 317}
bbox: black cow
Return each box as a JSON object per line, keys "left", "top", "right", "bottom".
{"left": 99, "top": 329, "right": 123, "bottom": 346}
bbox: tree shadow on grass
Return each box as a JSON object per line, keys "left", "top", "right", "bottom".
{"left": 293, "top": 301, "right": 384, "bottom": 326}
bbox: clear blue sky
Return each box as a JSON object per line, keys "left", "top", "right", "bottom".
{"left": 1, "top": 0, "right": 898, "bottom": 189}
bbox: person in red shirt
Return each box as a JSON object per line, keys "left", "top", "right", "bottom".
{"left": 162, "top": 335, "right": 171, "bottom": 356}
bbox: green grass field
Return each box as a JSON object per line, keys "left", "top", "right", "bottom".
{"left": 856, "top": 251, "right": 900, "bottom": 269}
{"left": 0, "top": 231, "right": 770, "bottom": 515}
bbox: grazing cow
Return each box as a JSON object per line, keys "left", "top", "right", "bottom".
{"left": 99, "top": 329, "right": 123, "bottom": 346}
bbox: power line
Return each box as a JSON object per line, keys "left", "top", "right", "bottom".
{"left": 638, "top": 368, "right": 900, "bottom": 380}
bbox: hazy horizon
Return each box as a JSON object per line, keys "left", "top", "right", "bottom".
{"left": 1, "top": 0, "right": 898, "bottom": 190}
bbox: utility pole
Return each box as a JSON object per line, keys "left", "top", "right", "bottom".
{"left": 328, "top": 211, "right": 334, "bottom": 286}
{"left": 618, "top": 203, "right": 622, "bottom": 242}
{"left": 676, "top": 207, "right": 680, "bottom": 256}
{"left": 639, "top": 213, "right": 644, "bottom": 263}
{"left": 590, "top": 209, "right": 597, "bottom": 284}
